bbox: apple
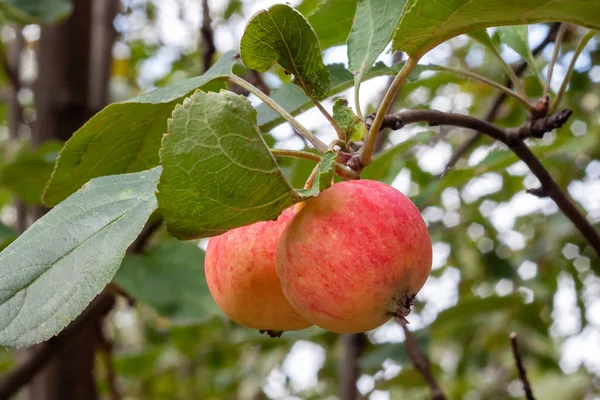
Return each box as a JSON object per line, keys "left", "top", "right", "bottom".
{"left": 205, "top": 210, "right": 311, "bottom": 333}
{"left": 276, "top": 180, "right": 432, "bottom": 333}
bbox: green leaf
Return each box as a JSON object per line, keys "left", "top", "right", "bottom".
{"left": 115, "top": 240, "right": 220, "bottom": 324}
{"left": 43, "top": 51, "right": 238, "bottom": 207}
{"left": 0, "top": 0, "right": 72, "bottom": 24}
{"left": 0, "top": 140, "right": 62, "bottom": 205}
{"left": 305, "top": 0, "right": 358, "bottom": 49}
{"left": 497, "top": 25, "right": 541, "bottom": 80}
{"left": 431, "top": 295, "right": 523, "bottom": 332}
{"left": 332, "top": 99, "right": 367, "bottom": 141}
{"left": 0, "top": 167, "right": 161, "bottom": 348}
{"left": 361, "top": 131, "right": 432, "bottom": 184}
{"left": 157, "top": 90, "right": 297, "bottom": 240}
{"left": 392, "top": 0, "right": 600, "bottom": 58}
{"left": 467, "top": 29, "right": 497, "bottom": 52}
{"left": 240, "top": 4, "right": 330, "bottom": 100}
{"left": 347, "top": 0, "right": 405, "bottom": 86}
{"left": 0, "top": 222, "right": 16, "bottom": 251}
{"left": 296, "top": 151, "right": 337, "bottom": 198}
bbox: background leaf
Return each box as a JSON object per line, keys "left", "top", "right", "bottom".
{"left": 157, "top": 90, "right": 297, "bottom": 240}
{"left": 42, "top": 51, "right": 237, "bottom": 207}
{"left": 240, "top": 4, "right": 330, "bottom": 100}
{"left": 116, "top": 240, "right": 220, "bottom": 324}
{"left": 305, "top": 0, "right": 358, "bottom": 49}
{"left": 0, "top": 0, "right": 72, "bottom": 23}
{"left": 0, "top": 167, "right": 161, "bottom": 348}
{"left": 0, "top": 140, "right": 61, "bottom": 205}
{"left": 497, "top": 25, "right": 542, "bottom": 79}
{"left": 392, "top": 0, "right": 600, "bottom": 58}
{"left": 332, "top": 99, "right": 366, "bottom": 141}
{"left": 347, "top": 0, "right": 405, "bottom": 86}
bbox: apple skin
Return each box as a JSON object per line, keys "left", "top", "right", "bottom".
{"left": 276, "top": 180, "right": 432, "bottom": 333}
{"left": 205, "top": 210, "right": 311, "bottom": 331}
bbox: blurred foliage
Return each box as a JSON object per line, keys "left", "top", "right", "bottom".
{"left": 0, "top": 0, "right": 599, "bottom": 399}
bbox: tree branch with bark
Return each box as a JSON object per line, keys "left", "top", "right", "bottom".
{"left": 365, "top": 108, "right": 600, "bottom": 257}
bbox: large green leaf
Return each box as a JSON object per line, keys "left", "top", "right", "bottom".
{"left": 347, "top": 0, "right": 405, "bottom": 86}
{"left": 0, "top": 0, "right": 71, "bottom": 24}
{"left": 42, "top": 51, "right": 237, "bottom": 207}
{"left": 392, "top": 0, "right": 600, "bottom": 58}
{"left": 116, "top": 240, "right": 220, "bottom": 324}
{"left": 240, "top": 4, "right": 330, "bottom": 100}
{"left": 305, "top": 0, "right": 358, "bottom": 49}
{"left": 157, "top": 90, "right": 298, "bottom": 240}
{"left": 0, "top": 167, "right": 161, "bottom": 348}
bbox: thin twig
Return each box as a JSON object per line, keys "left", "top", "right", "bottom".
{"left": 374, "top": 108, "right": 600, "bottom": 257}
{"left": 339, "top": 333, "right": 367, "bottom": 400}
{"left": 510, "top": 332, "right": 535, "bottom": 400}
{"left": 430, "top": 65, "right": 535, "bottom": 111}
{"left": 543, "top": 24, "right": 566, "bottom": 99}
{"left": 200, "top": 0, "right": 216, "bottom": 73}
{"left": 397, "top": 318, "right": 446, "bottom": 400}
{"left": 444, "top": 23, "right": 561, "bottom": 173}
{"left": 549, "top": 29, "right": 596, "bottom": 114}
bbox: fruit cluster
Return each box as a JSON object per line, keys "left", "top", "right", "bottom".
{"left": 205, "top": 179, "right": 432, "bottom": 335}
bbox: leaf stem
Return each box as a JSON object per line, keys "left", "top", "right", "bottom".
{"left": 431, "top": 65, "right": 535, "bottom": 111}
{"left": 270, "top": 148, "right": 321, "bottom": 162}
{"left": 354, "top": 82, "right": 363, "bottom": 121}
{"left": 224, "top": 75, "right": 329, "bottom": 153}
{"left": 270, "top": 148, "right": 360, "bottom": 179}
{"left": 486, "top": 43, "right": 527, "bottom": 97}
{"left": 544, "top": 24, "right": 566, "bottom": 99}
{"left": 312, "top": 99, "right": 347, "bottom": 141}
{"left": 549, "top": 30, "right": 596, "bottom": 114}
{"left": 361, "top": 56, "right": 419, "bottom": 166}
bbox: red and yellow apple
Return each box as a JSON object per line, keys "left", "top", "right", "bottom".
{"left": 205, "top": 210, "right": 311, "bottom": 332}
{"left": 276, "top": 180, "right": 432, "bottom": 333}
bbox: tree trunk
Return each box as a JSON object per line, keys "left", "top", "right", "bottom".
{"left": 26, "top": 0, "right": 119, "bottom": 398}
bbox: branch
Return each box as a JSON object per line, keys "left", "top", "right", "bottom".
{"left": 510, "top": 332, "right": 536, "bottom": 400}
{"left": 376, "top": 109, "right": 600, "bottom": 257}
{"left": 444, "top": 22, "right": 561, "bottom": 173}
{"left": 200, "top": 0, "right": 216, "bottom": 73}
{"left": 397, "top": 318, "right": 446, "bottom": 400}
{"left": 339, "top": 333, "right": 367, "bottom": 400}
